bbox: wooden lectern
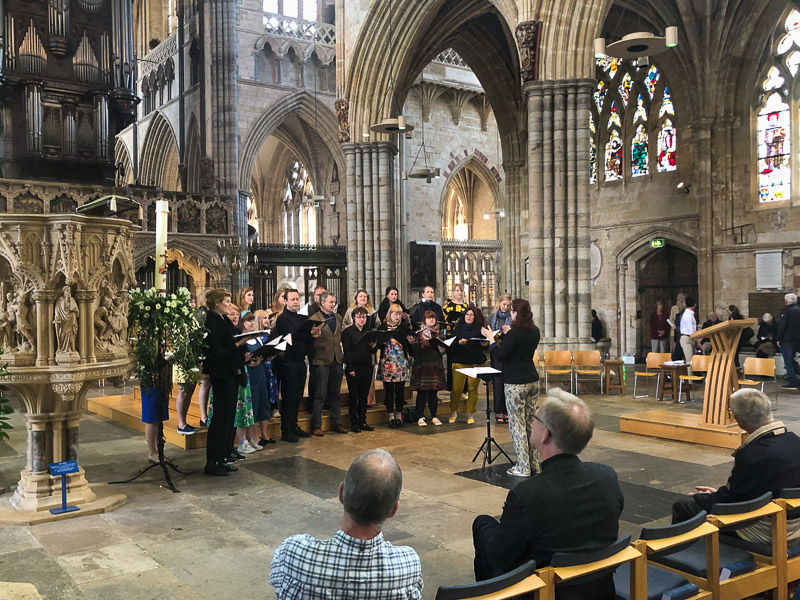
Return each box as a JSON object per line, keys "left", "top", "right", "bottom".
{"left": 690, "top": 319, "right": 757, "bottom": 426}
{"left": 620, "top": 318, "right": 756, "bottom": 449}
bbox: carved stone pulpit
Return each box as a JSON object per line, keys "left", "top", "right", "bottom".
{"left": 0, "top": 214, "right": 137, "bottom": 513}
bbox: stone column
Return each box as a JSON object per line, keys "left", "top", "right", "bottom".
{"left": 32, "top": 290, "right": 54, "bottom": 367}
{"left": 525, "top": 78, "right": 594, "bottom": 349}
{"left": 75, "top": 290, "right": 96, "bottom": 363}
{"left": 503, "top": 161, "right": 525, "bottom": 297}
{"left": 342, "top": 141, "right": 397, "bottom": 297}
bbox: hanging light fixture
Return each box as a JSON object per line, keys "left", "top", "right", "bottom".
{"left": 593, "top": 1, "right": 677, "bottom": 60}
{"left": 407, "top": 92, "right": 437, "bottom": 183}
{"left": 370, "top": 0, "right": 414, "bottom": 135}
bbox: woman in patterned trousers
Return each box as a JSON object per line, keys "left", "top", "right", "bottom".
{"left": 482, "top": 299, "right": 541, "bottom": 477}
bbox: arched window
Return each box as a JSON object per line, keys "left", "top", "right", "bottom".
{"left": 263, "top": 0, "right": 317, "bottom": 19}
{"left": 281, "top": 161, "right": 318, "bottom": 247}
{"left": 756, "top": 9, "right": 799, "bottom": 203}
{"left": 591, "top": 57, "right": 677, "bottom": 184}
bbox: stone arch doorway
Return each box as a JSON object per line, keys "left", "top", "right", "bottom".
{"left": 636, "top": 245, "right": 698, "bottom": 360}
{"left": 136, "top": 258, "right": 197, "bottom": 295}
{"left": 613, "top": 229, "right": 698, "bottom": 359}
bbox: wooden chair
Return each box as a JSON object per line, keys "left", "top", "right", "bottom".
{"left": 533, "top": 350, "right": 541, "bottom": 375}
{"left": 738, "top": 357, "right": 777, "bottom": 395}
{"left": 633, "top": 352, "right": 671, "bottom": 399}
{"left": 435, "top": 559, "right": 546, "bottom": 600}
{"left": 572, "top": 350, "right": 604, "bottom": 394}
{"left": 649, "top": 492, "right": 786, "bottom": 600}
{"left": 678, "top": 354, "right": 712, "bottom": 403}
{"left": 544, "top": 351, "right": 573, "bottom": 393}
{"left": 536, "top": 535, "right": 640, "bottom": 600}
{"left": 614, "top": 510, "right": 714, "bottom": 600}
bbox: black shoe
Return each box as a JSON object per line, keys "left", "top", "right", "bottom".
{"left": 388, "top": 419, "right": 396, "bottom": 429}
{"left": 198, "top": 420, "right": 208, "bottom": 428}
{"left": 222, "top": 456, "right": 238, "bottom": 464}
{"left": 230, "top": 450, "right": 247, "bottom": 460}
{"left": 360, "top": 424, "right": 375, "bottom": 432}
{"left": 219, "top": 461, "right": 238, "bottom": 472}
{"left": 204, "top": 463, "right": 230, "bottom": 476}
{"left": 395, "top": 419, "right": 404, "bottom": 428}
{"left": 782, "top": 383, "right": 798, "bottom": 390}
{"left": 259, "top": 438, "right": 277, "bottom": 445}
{"left": 295, "top": 428, "right": 311, "bottom": 438}
{"left": 281, "top": 432, "right": 299, "bottom": 442}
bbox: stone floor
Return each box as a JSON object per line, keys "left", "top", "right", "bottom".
{"left": 0, "top": 383, "right": 799, "bottom": 599}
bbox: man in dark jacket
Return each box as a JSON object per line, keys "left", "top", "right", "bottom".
{"left": 308, "top": 292, "right": 347, "bottom": 437}
{"left": 472, "top": 389, "right": 624, "bottom": 598}
{"left": 273, "top": 289, "right": 319, "bottom": 442}
{"left": 672, "top": 388, "right": 800, "bottom": 543}
{"left": 777, "top": 292, "right": 800, "bottom": 389}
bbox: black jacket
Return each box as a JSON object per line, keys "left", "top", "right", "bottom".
{"left": 492, "top": 326, "right": 540, "bottom": 384}
{"left": 694, "top": 423, "right": 800, "bottom": 511}
{"left": 377, "top": 297, "right": 408, "bottom": 323}
{"left": 409, "top": 300, "right": 444, "bottom": 329}
{"left": 448, "top": 322, "right": 487, "bottom": 365}
{"left": 273, "top": 309, "right": 313, "bottom": 362}
{"left": 342, "top": 325, "right": 374, "bottom": 369}
{"left": 483, "top": 454, "right": 623, "bottom": 575}
{"left": 777, "top": 304, "right": 800, "bottom": 344}
{"left": 203, "top": 311, "right": 245, "bottom": 381}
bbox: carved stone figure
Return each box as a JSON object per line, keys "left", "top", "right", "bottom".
{"left": 516, "top": 21, "right": 542, "bottom": 83}
{"left": 0, "top": 294, "right": 13, "bottom": 351}
{"left": 109, "top": 296, "right": 129, "bottom": 346}
{"left": 54, "top": 285, "right": 80, "bottom": 355}
{"left": 94, "top": 293, "right": 114, "bottom": 351}
{"left": 335, "top": 98, "right": 351, "bottom": 143}
{"left": 12, "top": 291, "right": 35, "bottom": 352}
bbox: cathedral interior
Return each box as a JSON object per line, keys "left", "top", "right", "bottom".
{"left": 1, "top": 0, "right": 800, "bottom": 598}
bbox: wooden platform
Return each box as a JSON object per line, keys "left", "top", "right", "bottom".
{"left": 87, "top": 381, "right": 415, "bottom": 450}
{"left": 620, "top": 409, "right": 746, "bottom": 449}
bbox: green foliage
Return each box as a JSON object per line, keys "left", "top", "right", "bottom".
{"left": 128, "top": 287, "right": 206, "bottom": 388}
{"left": 0, "top": 348, "right": 12, "bottom": 441}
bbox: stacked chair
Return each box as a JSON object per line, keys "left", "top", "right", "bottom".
{"left": 633, "top": 352, "right": 672, "bottom": 399}
{"left": 678, "top": 354, "right": 712, "bottom": 403}
{"left": 544, "top": 351, "right": 573, "bottom": 393}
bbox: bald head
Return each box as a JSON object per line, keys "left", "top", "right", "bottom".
{"left": 342, "top": 449, "right": 403, "bottom": 526}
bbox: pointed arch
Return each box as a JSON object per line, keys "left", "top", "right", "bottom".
{"left": 139, "top": 111, "right": 180, "bottom": 190}
{"left": 114, "top": 138, "right": 133, "bottom": 186}
{"left": 185, "top": 114, "right": 201, "bottom": 193}
{"left": 440, "top": 154, "right": 504, "bottom": 241}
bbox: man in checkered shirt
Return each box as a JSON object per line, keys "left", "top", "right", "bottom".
{"left": 269, "top": 449, "right": 423, "bottom": 599}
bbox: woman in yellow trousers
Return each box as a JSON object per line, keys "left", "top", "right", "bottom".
{"left": 448, "top": 306, "right": 489, "bottom": 424}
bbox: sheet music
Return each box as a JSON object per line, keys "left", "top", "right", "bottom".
{"left": 298, "top": 304, "right": 309, "bottom": 316}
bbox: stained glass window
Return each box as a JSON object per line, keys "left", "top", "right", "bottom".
{"left": 645, "top": 65, "right": 660, "bottom": 98}
{"left": 633, "top": 94, "right": 647, "bottom": 123}
{"left": 597, "top": 55, "right": 619, "bottom": 78}
{"left": 788, "top": 51, "right": 800, "bottom": 76}
{"left": 657, "top": 120, "right": 677, "bottom": 172}
{"left": 632, "top": 124, "right": 648, "bottom": 177}
{"left": 594, "top": 81, "right": 606, "bottom": 112}
{"left": 607, "top": 101, "right": 621, "bottom": 128}
{"left": 764, "top": 66, "right": 785, "bottom": 91}
{"left": 605, "top": 131, "right": 623, "bottom": 181}
{"left": 618, "top": 72, "right": 632, "bottom": 105}
{"left": 590, "top": 137, "right": 597, "bottom": 184}
{"left": 757, "top": 93, "right": 791, "bottom": 202}
{"left": 659, "top": 87, "right": 674, "bottom": 117}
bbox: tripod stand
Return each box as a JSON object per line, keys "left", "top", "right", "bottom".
{"left": 471, "top": 372, "right": 513, "bottom": 471}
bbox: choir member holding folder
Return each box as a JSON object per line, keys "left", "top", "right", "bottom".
{"left": 448, "top": 306, "right": 489, "bottom": 424}
{"left": 410, "top": 310, "right": 446, "bottom": 426}
{"left": 341, "top": 307, "right": 377, "bottom": 432}
{"left": 375, "top": 303, "right": 415, "bottom": 428}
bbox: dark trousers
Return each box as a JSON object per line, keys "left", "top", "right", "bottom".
{"left": 277, "top": 360, "right": 306, "bottom": 435}
{"left": 473, "top": 515, "right": 616, "bottom": 600}
{"left": 782, "top": 341, "right": 799, "bottom": 386}
{"left": 206, "top": 376, "right": 237, "bottom": 465}
{"left": 491, "top": 354, "right": 506, "bottom": 415}
{"left": 415, "top": 389, "right": 439, "bottom": 420}
{"left": 383, "top": 381, "right": 405, "bottom": 413}
{"left": 672, "top": 498, "right": 704, "bottom": 524}
{"left": 307, "top": 364, "right": 317, "bottom": 412}
{"left": 346, "top": 365, "right": 372, "bottom": 428}
{"left": 311, "top": 362, "right": 343, "bottom": 429}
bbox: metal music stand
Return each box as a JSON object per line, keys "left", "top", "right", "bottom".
{"left": 469, "top": 370, "right": 514, "bottom": 471}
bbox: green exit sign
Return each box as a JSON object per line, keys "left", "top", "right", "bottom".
{"left": 650, "top": 238, "right": 665, "bottom": 248}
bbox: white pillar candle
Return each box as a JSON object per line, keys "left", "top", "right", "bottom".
{"left": 155, "top": 199, "right": 169, "bottom": 293}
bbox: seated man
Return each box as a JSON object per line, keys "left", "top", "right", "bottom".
{"left": 270, "top": 449, "right": 423, "bottom": 599}
{"left": 472, "top": 389, "right": 624, "bottom": 599}
{"left": 672, "top": 388, "right": 800, "bottom": 543}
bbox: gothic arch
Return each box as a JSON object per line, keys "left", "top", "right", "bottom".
{"left": 134, "top": 237, "right": 226, "bottom": 285}
{"left": 612, "top": 227, "right": 698, "bottom": 265}
{"left": 185, "top": 114, "right": 201, "bottom": 193}
{"left": 439, "top": 154, "right": 505, "bottom": 227}
{"left": 139, "top": 111, "right": 180, "bottom": 190}
{"left": 238, "top": 91, "right": 344, "bottom": 190}
{"left": 114, "top": 138, "right": 134, "bottom": 186}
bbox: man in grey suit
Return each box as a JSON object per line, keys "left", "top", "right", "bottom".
{"left": 472, "top": 388, "right": 624, "bottom": 598}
